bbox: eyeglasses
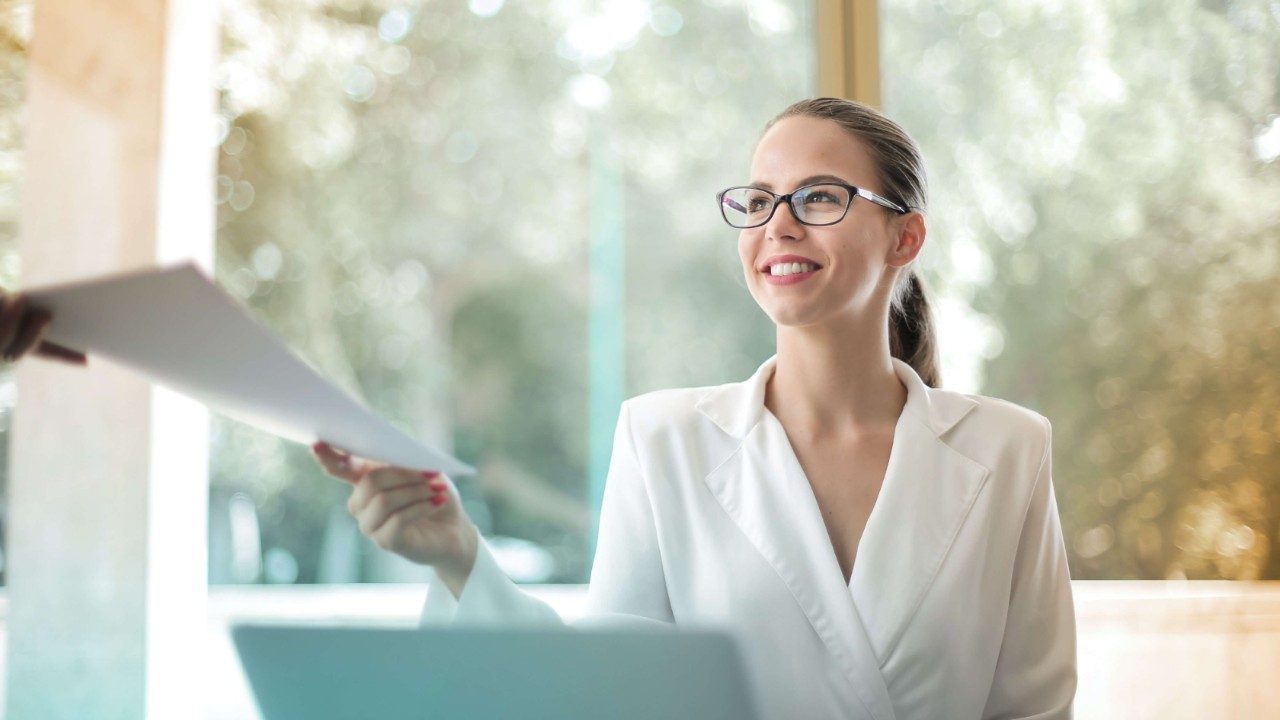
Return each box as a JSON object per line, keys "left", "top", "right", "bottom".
{"left": 716, "top": 182, "right": 908, "bottom": 229}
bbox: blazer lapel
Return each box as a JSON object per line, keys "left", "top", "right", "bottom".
{"left": 695, "top": 354, "right": 987, "bottom": 720}
{"left": 849, "top": 402, "right": 989, "bottom": 660}
{"left": 697, "top": 355, "right": 893, "bottom": 719}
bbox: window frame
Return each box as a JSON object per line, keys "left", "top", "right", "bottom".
{"left": 815, "top": 0, "right": 882, "bottom": 106}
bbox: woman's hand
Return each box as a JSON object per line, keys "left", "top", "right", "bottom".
{"left": 311, "top": 441, "right": 478, "bottom": 597}
{"left": 0, "top": 291, "right": 87, "bottom": 364}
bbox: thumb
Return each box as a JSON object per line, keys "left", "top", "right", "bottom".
{"left": 311, "top": 441, "right": 373, "bottom": 483}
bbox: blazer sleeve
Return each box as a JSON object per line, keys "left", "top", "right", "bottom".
{"left": 580, "top": 399, "right": 675, "bottom": 626}
{"left": 420, "top": 399, "right": 674, "bottom": 629}
{"left": 982, "top": 415, "right": 1078, "bottom": 719}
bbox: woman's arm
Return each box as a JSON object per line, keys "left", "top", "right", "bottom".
{"left": 981, "top": 415, "right": 1078, "bottom": 719}
{"left": 419, "top": 528, "right": 563, "bottom": 626}
{"left": 581, "top": 399, "right": 674, "bottom": 624}
{"left": 420, "top": 399, "right": 674, "bottom": 628}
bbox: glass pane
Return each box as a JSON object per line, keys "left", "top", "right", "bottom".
{"left": 213, "top": 0, "right": 814, "bottom": 585}
{"left": 881, "top": 0, "right": 1280, "bottom": 580}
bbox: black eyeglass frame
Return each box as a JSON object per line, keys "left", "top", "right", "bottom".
{"left": 716, "top": 182, "right": 909, "bottom": 229}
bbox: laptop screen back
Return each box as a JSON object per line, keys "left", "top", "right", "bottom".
{"left": 231, "top": 623, "right": 760, "bottom": 720}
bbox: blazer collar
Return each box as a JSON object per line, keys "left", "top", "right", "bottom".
{"left": 696, "top": 355, "right": 988, "bottom": 720}
{"left": 694, "top": 353, "right": 979, "bottom": 441}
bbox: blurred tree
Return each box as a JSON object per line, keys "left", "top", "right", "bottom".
{"left": 882, "top": 0, "right": 1280, "bottom": 579}
{"left": 8, "top": 0, "right": 1267, "bottom": 586}
{"left": 213, "top": 0, "right": 809, "bottom": 583}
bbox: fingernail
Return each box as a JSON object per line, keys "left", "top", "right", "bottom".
{"left": 422, "top": 470, "right": 440, "bottom": 479}
{"left": 430, "top": 495, "right": 446, "bottom": 506}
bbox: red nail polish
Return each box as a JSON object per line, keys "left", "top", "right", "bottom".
{"left": 422, "top": 470, "right": 440, "bottom": 479}
{"left": 430, "top": 495, "right": 446, "bottom": 506}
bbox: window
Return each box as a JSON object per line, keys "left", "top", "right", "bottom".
{"left": 212, "top": 0, "right": 815, "bottom": 585}
{"left": 880, "top": 0, "right": 1280, "bottom": 580}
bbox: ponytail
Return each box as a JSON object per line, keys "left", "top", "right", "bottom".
{"left": 889, "top": 270, "right": 941, "bottom": 388}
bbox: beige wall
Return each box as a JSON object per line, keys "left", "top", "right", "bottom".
{"left": 1073, "top": 581, "right": 1280, "bottom": 719}
{"left": 6, "top": 1, "right": 214, "bottom": 718}
{"left": 4, "top": 581, "right": 1279, "bottom": 718}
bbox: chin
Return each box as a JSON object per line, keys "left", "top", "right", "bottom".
{"left": 764, "top": 304, "right": 826, "bottom": 329}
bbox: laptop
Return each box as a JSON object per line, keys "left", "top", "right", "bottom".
{"left": 230, "top": 623, "right": 762, "bottom": 720}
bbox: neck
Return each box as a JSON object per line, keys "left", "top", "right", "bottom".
{"left": 765, "top": 312, "right": 907, "bottom": 441}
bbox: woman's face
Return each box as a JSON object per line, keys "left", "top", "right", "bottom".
{"left": 737, "top": 115, "right": 922, "bottom": 330}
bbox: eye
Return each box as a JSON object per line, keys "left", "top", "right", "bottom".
{"left": 746, "top": 197, "right": 772, "bottom": 212}
{"left": 803, "top": 191, "right": 839, "bottom": 204}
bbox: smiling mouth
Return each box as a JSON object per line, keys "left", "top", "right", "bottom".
{"left": 765, "top": 262, "right": 822, "bottom": 277}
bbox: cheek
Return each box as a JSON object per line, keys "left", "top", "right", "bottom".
{"left": 830, "top": 237, "right": 893, "bottom": 303}
{"left": 737, "top": 232, "right": 757, "bottom": 272}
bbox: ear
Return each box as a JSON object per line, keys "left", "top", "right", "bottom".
{"left": 887, "top": 210, "right": 926, "bottom": 268}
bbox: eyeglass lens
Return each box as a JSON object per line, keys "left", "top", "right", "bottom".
{"left": 719, "top": 184, "right": 852, "bottom": 228}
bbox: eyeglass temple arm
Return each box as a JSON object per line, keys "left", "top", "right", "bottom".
{"left": 854, "top": 187, "right": 908, "bottom": 214}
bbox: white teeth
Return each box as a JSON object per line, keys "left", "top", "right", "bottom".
{"left": 770, "top": 262, "right": 818, "bottom": 276}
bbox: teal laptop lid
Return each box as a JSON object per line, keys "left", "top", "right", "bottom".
{"left": 230, "top": 623, "right": 761, "bottom": 720}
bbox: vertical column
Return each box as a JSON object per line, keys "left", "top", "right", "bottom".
{"left": 6, "top": 0, "right": 214, "bottom": 718}
{"left": 587, "top": 119, "right": 625, "bottom": 561}
{"left": 815, "top": 0, "right": 882, "bottom": 106}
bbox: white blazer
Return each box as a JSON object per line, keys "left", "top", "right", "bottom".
{"left": 421, "top": 354, "right": 1077, "bottom": 720}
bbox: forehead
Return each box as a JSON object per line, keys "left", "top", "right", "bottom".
{"left": 749, "top": 115, "right": 877, "bottom": 189}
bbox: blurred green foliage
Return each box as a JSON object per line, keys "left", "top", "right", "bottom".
{"left": 0, "top": 0, "right": 1275, "bottom": 585}
{"left": 211, "top": 0, "right": 809, "bottom": 583}
{"left": 882, "top": 0, "right": 1280, "bottom": 579}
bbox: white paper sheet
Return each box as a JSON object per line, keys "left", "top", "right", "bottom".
{"left": 27, "top": 262, "right": 475, "bottom": 476}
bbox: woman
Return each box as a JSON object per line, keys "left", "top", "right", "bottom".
{"left": 313, "top": 97, "right": 1077, "bottom": 720}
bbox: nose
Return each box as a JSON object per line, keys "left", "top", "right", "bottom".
{"left": 764, "top": 196, "right": 804, "bottom": 241}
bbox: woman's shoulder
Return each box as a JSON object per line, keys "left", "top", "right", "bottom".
{"left": 611, "top": 383, "right": 745, "bottom": 479}
{"left": 620, "top": 383, "right": 721, "bottom": 431}
{"left": 952, "top": 389, "right": 1050, "bottom": 435}
{"left": 940, "top": 388, "right": 1052, "bottom": 475}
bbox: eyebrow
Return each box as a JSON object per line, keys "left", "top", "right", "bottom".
{"left": 748, "top": 174, "right": 850, "bottom": 191}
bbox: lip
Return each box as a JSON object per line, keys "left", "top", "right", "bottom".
{"left": 758, "top": 254, "right": 823, "bottom": 272}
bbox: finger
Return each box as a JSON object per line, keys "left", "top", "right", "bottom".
{"left": 0, "top": 295, "right": 26, "bottom": 353}
{"left": 363, "top": 465, "right": 444, "bottom": 493}
{"left": 357, "top": 482, "right": 441, "bottom": 538}
{"left": 405, "top": 489, "right": 452, "bottom": 517}
{"left": 348, "top": 465, "right": 441, "bottom": 516}
{"left": 311, "top": 441, "right": 367, "bottom": 483}
{"left": 34, "top": 341, "right": 88, "bottom": 365}
{"left": 6, "top": 309, "right": 51, "bottom": 362}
